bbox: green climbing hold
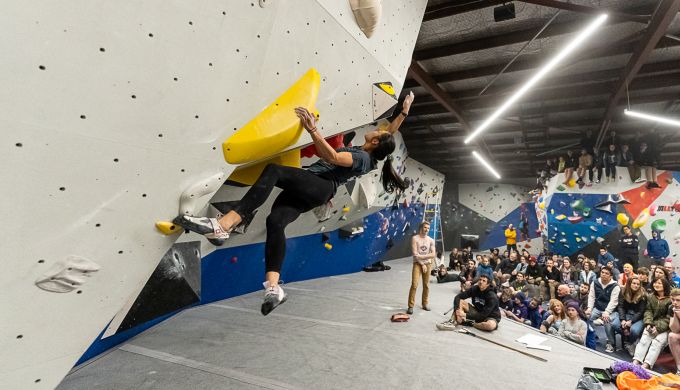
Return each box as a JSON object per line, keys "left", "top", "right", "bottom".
{"left": 557, "top": 185, "right": 566, "bottom": 191}
{"left": 570, "top": 199, "right": 585, "bottom": 210}
{"left": 582, "top": 207, "right": 591, "bottom": 217}
{"left": 651, "top": 219, "right": 667, "bottom": 232}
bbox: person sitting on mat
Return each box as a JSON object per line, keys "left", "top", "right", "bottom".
{"left": 175, "top": 93, "right": 413, "bottom": 315}
{"left": 437, "top": 274, "right": 501, "bottom": 332}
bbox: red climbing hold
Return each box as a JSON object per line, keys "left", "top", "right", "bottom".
{"left": 230, "top": 256, "right": 238, "bottom": 263}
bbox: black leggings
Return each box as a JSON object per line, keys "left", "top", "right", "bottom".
{"left": 233, "top": 164, "right": 335, "bottom": 273}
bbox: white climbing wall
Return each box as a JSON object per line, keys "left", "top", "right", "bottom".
{"left": 459, "top": 183, "right": 533, "bottom": 222}
{"left": 0, "top": 1, "right": 428, "bottom": 388}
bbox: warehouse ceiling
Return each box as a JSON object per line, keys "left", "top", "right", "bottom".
{"left": 401, "top": 0, "right": 680, "bottom": 182}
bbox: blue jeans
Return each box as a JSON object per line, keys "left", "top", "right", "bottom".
{"left": 589, "top": 308, "right": 620, "bottom": 346}
{"left": 612, "top": 319, "right": 644, "bottom": 344}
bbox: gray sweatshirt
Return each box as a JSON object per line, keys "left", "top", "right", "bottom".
{"left": 558, "top": 318, "right": 587, "bottom": 345}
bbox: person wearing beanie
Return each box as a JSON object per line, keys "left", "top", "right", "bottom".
{"left": 647, "top": 230, "right": 670, "bottom": 266}
{"left": 558, "top": 300, "right": 587, "bottom": 345}
{"left": 505, "top": 291, "right": 528, "bottom": 324}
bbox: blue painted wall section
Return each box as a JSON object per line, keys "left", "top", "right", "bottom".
{"left": 480, "top": 203, "right": 540, "bottom": 250}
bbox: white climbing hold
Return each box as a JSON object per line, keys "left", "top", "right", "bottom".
{"left": 35, "top": 255, "right": 101, "bottom": 293}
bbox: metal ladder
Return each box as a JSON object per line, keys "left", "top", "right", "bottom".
{"left": 423, "top": 192, "right": 445, "bottom": 254}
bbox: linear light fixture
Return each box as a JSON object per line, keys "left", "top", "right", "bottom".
{"left": 464, "top": 13, "right": 608, "bottom": 144}
{"left": 472, "top": 151, "right": 501, "bottom": 179}
{"left": 624, "top": 109, "right": 680, "bottom": 128}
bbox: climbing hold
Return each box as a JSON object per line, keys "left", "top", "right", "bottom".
{"left": 651, "top": 219, "right": 667, "bottom": 232}
{"left": 617, "top": 213, "right": 630, "bottom": 225}
{"left": 570, "top": 199, "right": 585, "bottom": 210}
{"left": 568, "top": 216, "right": 583, "bottom": 224}
{"left": 548, "top": 239, "right": 555, "bottom": 244}
{"left": 228, "top": 150, "right": 300, "bottom": 186}
{"left": 350, "top": 0, "right": 382, "bottom": 38}
{"left": 581, "top": 236, "right": 588, "bottom": 242}
{"left": 596, "top": 237, "right": 605, "bottom": 243}
{"left": 632, "top": 209, "right": 649, "bottom": 228}
{"left": 640, "top": 192, "right": 646, "bottom": 198}
{"left": 567, "top": 179, "right": 576, "bottom": 188}
{"left": 559, "top": 238, "right": 567, "bottom": 243}
{"left": 555, "top": 214, "right": 566, "bottom": 221}
{"left": 35, "top": 255, "right": 101, "bottom": 293}
{"left": 582, "top": 208, "right": 591, "bottom": 217}
{"left": 590, "top": 225, "right": 598, "bottom": 232}
{"left": 596, "top": 217, "right": 603, "bottom": 224}
{"left": 557, "top": 185, "right": 566, "bottom": 191}
{"left": 649, "top": 203, "right": 657, "bottom": 216}
{"left": 560, "top": 201, "right": 567, "bottom": 207}
{"left": 342, "top": 206, "right": 350, "bottom": 213}
{"left": 576, "top": 237, "right": 581, "bottom": 242}
{"left": 155, "top": 221, "right": 181, "bottom": 235}
{"left": 539, "top": 202, "right": 545, "bottom": 210}
{"left": 324, "top": 243, "right": 333, "bottom": 250}
{"left": 230, "top": 256, "right": 238, "bottom": 264}
{"left": 550, "top": 209, "right": 554, "bottom": 215}
{"left": 223, "top": 68, "right": 320, "bottom": 164}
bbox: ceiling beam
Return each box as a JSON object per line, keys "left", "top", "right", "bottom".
{"left": 423, "top": 0, "right": 507, "bottom": 22}
{"left": 518, "top": 0, "right": 650, "bottom": 23}
{"left": 596, "top": 0, "right": 680, "bottom": 149}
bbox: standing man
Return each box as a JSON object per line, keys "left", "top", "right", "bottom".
{"left": 619, "top": 226, "right": 640, "bottom": 271}
{"left": 407, "top": 221, "right": 435, "bottom": 314}
{"left": 647, "top": 230, "right": 670, "bottom": 267}
{"left": 505, "top": 224, "right": 518, "bottom": 255}
{"left": 437, "top": 275, "right": 501, "bottom": 332}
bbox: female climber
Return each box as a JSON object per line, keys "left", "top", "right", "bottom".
{"left": 175, "top": 92, "right": 414, "bottom": 315}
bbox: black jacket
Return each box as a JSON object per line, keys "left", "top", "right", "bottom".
{"left": 454, "top": 285, "right": 501, "bottom": 322}
{"left": 619, "top": 234, "right": 639, "bottom": 254}
{"left": 617, "top": 293, "right": 647, "bottom": 323}
{"left": 543, "top": 266, "right": 561, "bottom": 283}
{"left": 498, "top": 258, "right": 517, "bottom": 275}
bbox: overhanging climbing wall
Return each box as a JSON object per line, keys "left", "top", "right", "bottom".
{"left": 539, "top": 169, "right": 680, "bottom": 264}
{"left": 0, "top": 1, "right": 427, "bottom": 388}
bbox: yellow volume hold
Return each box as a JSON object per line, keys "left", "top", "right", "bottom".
{"left": 155, "top": 221, "right": 182, "bottom": 235}
{"left": 223, "top": 68, "right": 321, "bottom": 164}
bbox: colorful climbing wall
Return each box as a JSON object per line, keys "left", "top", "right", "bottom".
{"left": 0, "top": 1, "right": 428, "bottom": 388}
{"left": 441, "top": 183, "right": 540, "bottom": 254}
{"left": 541, "top": 170, "right": 680, "bottom": 265}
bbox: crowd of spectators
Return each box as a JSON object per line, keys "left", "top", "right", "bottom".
{"left": 437, "top": 232, "right": 680, "bottom": 374}
{"left": 536, "top": 130, "right": 666, "bottom": 191}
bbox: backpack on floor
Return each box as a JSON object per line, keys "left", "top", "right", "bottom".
{"left": 390, "top": 313, "right": 410, "bottom": 322}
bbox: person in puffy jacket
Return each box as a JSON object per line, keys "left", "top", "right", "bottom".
{"left": 633, "top": 277, "right": 672, "bottom": 369}
{"left": 647, "top": 230, "right": 670, "bottom": 266}
{"left": 614, "top": 276, "right": 647, "bottom": 355}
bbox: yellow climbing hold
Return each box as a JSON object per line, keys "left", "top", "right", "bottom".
{"left": 567, "top": 179, "right": 576, "bottom": 188}
{"left": 556, "top": 214, "right": 566, "bottom": 221}
{"left": 632, "top": 209, "right": 650, "bottom": 229}
{"left": 539, "top": 202, "right": 545, "bottom": 210}
{"left": 155, "top": 221, "right": 182, "bottom": 235}
{"left": 342, "top": 206, "right": 351, "bottom": 213}
{"left": 550, "top": 209, "right": 554, "bottom": 214}
{"left": 223, "top": 68, "right": 321, "bottom": 164}
{"left": 378, "top": 83, "right": 395, "bottom": 96}
{"left": 617, "top": 213, "right": 630, "bottom": 226}
{"left": 227, "top": 150, "right": 300, "bottom": 186}
{"left": 324, "top": 243, "right": 333, "bottom": 250}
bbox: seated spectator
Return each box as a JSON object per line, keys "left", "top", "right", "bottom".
{"left": 558, "top": 301, "right": 587, "bottom": 345}
{"left": 647, "top": 230, "right": 669, "bottom": 267}
{"left": 557, "top": 155, "right": 566, "bottom": 173}
{"left": 527, "top": 297, "right": 543, "bottom": 329}
{"left": 560, "top": 257, "right": 578, "bottom": 286}
{"left": 574, "top": 282, "right": 590, "bottom": 312}
{"left": 488, "top": 248, "right": 500, "bottom": 269}
{"left": 461, "top": 247, "right": 473, "bottom": 264}
{"left": 540, "top": 299, "right": 566, "bottom": 334}
{"left": 620, "top": 143, "right": 639, "bottom": 183}
{"left": 543, "top": 257, "right": 561, "bottom": 300}
{"left": 496, "top": 252, "right": 518, "bottom": 284}
{"left": 437, "top": 275, "right": 500, "bottom": 332}
{"left": 590, "top": 148, "right": 603, "bottom": 184}
{"left": 433, "top": 251, "right": 446, "bottom": 272}
{"left": 510, "top": 272, "right": 528, "bottom": 295}
{"left": 579, "top": 259, "right": 596, "bottom": 286}
{"left": 448, "top": 248, "right": 462, "bottom": 271}
{"left": 619, "top": 263, "right": 635, "bottom": 288}
{"left": 637, "top": 266, "right": 652, "bottom": 292}
{"left": 653, "top": 266, "right": 669, "bottom": 284}
{"left": 563, "top": 150, "right": 577, "bottom": 186}
{"left": 603, "top": 144, "right": 620, "bottom": 183}
{"left": 460, "top": 259, "right": 477, "bottom": 292}
{"left": 586, "top": 267, "right": 621, "bottom": 353}
{"left": 633, "top": 277, "right": 672, "bottom": 369}
{"left": 576, "top": 148, "right": 593, "bottom": 188}
{"left": 499, "top": 289, "right": 514, "bottom": 313}
{"left": 556, "top": 284, "right": 577, "bottom": 307}
{"left": 597, "top": 246, "right": 618, "bottom": 270}
{"left": 436, "top": 265, "right": 459, "bottom": 284}
{"left": 511, "top": 255, "right": 529, "bottom": 279}
{"left": 665, "top": 261, "right": 680, "bottom": 287}
{"left": 668, "top": 288, "right": 680, "bottom": 376}
{"left": 505, "top": 292, "right": 528, "bottom": 324}
{"left": 526, "top": 256, "right": 543, "bottom": 280}
{"left": 606, "top": 261, "right": 621, "bottom": 281}
{"left": 614, "top": 276, "right": 647, "bottom": 356}
{"left": 476, "top": 255, "right": 495, "bottom": 284}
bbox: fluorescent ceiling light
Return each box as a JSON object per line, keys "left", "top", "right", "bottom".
{"left": 464, "top": 13, "right": 608, "bottom": 144}
{"left": 624, "top": 109, "right": 680, "bottom": 128}
{"left": 472, "top": 151, "right": 501, "bottom": 179}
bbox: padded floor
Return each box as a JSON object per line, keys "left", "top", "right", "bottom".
{"left": 58, "top": 258, "right": 622, "bottom": 390}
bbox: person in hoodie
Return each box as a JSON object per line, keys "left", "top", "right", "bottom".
{"left": 647, "top": 230, "right": 670, "bottom": 266}
{"left": 527, "top": 297, "right": 543, "bottom": 329}
{"left": 597, "top": 246, "right": 617, "bottom": 270}
{"left": 585, "top": 267, "right": 621, "bottom": 353}
{"left": 510, "top": 272, "right": 529, "bottom": 295}
{"left": 619, "top": 226, "right": 640, "bottom": 271}
{"left": 504, "top": 292, "right": 528, "bottom": 324}
{"left": 505, "top": 224, "right": 518, "bottom": 255}
{"left": 614, "top": 276, "right": 647, "bottom": 356}
{"left": 437, "top": 275, "right": 501, "bottom": 332}
{"left": 476, "top": 255, "right": 495, "bottom": 286}
{"left": 499, "top": 288, "right": 514, "bottom": 312}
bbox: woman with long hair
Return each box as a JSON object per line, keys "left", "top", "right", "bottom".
{"left": 540, "top": 299, "right": 566, "bottom": 334}
{"left": 633, "top": 277, "right": 672, "bottom": 369}
{"left": 176, "top": 96, "right": 413, "bottom": 315}
{"left": 614, "top": 276, "right": 647, "bottom": 355}
{"left": 579, "top": 259, "right": 596, "bottom": 286}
